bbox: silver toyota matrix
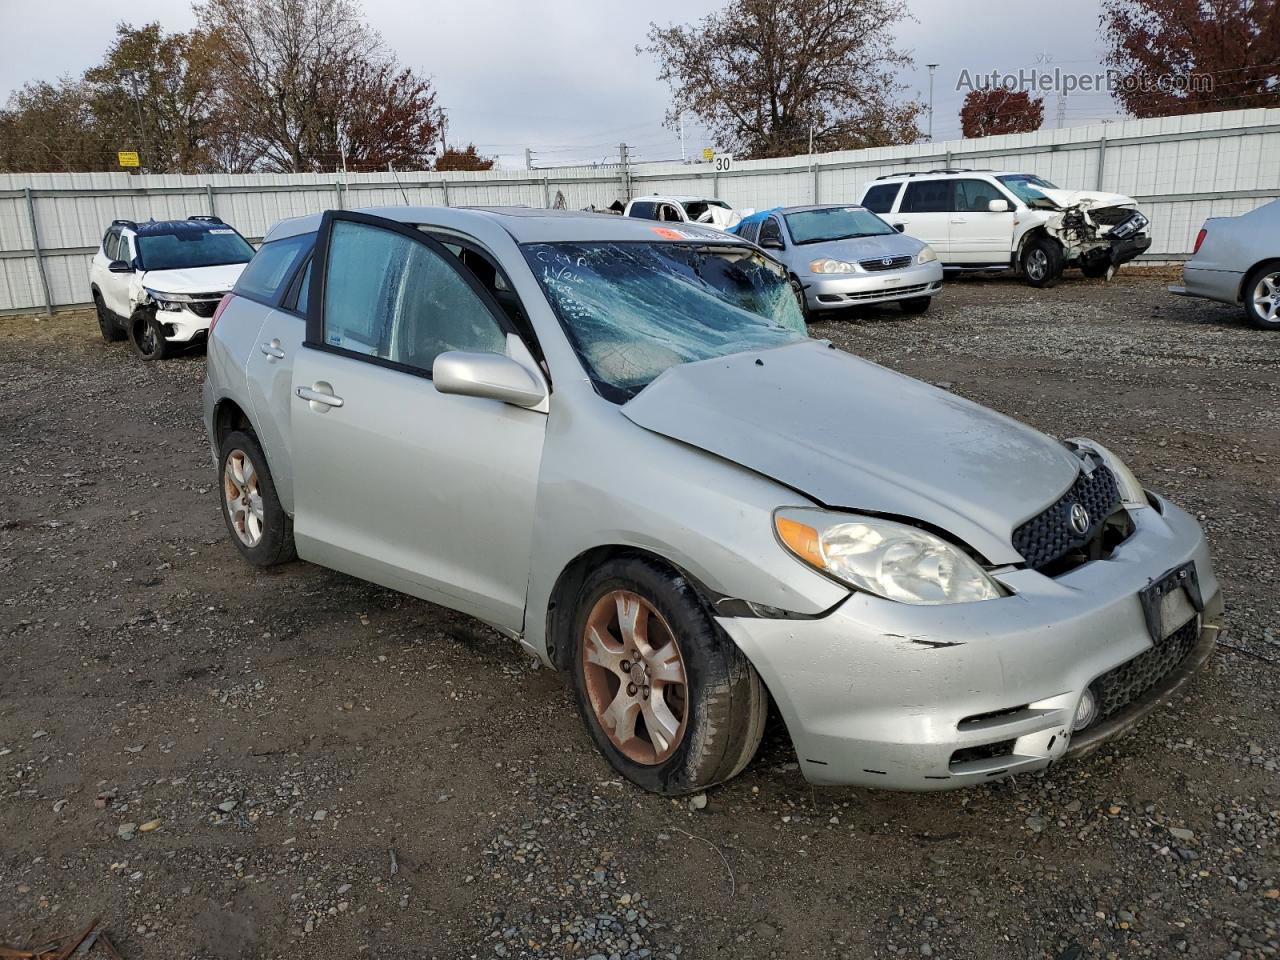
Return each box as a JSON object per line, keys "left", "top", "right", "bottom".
{"left": 203, "top": 207, "right": 1223, "bottom": 795}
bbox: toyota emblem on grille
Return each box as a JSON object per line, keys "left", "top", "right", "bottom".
{"left": 882, "top": 257, "right": 894, "bottom": 266}
{"left": 1069, "top": 502, "right": 1090, "bottom": 535}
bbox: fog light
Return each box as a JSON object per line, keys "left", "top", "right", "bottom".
{"left": 1073, "top": 689, "right": 1098, "bottom": 732}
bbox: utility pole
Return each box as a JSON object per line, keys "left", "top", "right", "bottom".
{"left": 926, "top": 64, "right": 939, "bottom": 142}
{"left": 525, "top": 147, "right": 534, "bottom": 170}
{"left": 679, "top": 112, "right": 686, "bottom": 163}
{"left": 619, "top": 143, "right": 632, "bottom": 203}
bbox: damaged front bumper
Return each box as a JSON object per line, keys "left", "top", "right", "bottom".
{"left": 716, "top": 495, "right": 1221, "bottom": 790}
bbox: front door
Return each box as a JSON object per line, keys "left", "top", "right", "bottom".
{"left": 947, "top": 179, "right": 1016, "bottom": 264}
{"left": 895, "top": 180, "right": 953, "bottom": 259}
{"left": 290, "top": 212, "right": 548, "bottom": 631}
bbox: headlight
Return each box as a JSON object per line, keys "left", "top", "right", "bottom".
{"left": 143, "top": 288, "right": 191, "bottom": 312}
{"left": 774, "top": 508, "right": 1003, "bottom": 605}
{"left": 809, "top": 258, "right": 855, "bottom": 274}
{"left": 1066, "top": 438, "right": 1147, "bottom": 508}
{"left": 917, "top": 246, "right": 938, "bottom": 264}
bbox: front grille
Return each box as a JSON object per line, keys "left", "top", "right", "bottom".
{"left": 860, "top": 255, "right": 912, "bottom": 272}
{"left": 818, "top": 282, "right": 932, "bottom": 304}
{"left": 1088, "top": 206, "right": 1135, "bottom": 226}
{"left": 1090, "top": 617, "right": 1200, "bottom": 719}
{"left": 187, "top": 299, "right": 221, "bottom": 318}
{"left": 1011, "top": 465, "right": 1121, "bottom": 571}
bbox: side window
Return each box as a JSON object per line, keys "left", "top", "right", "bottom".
{"left": 900, "top": 180, "right": 954, "bottom": 214}
{"left": 955, "top": 180, "right": 1002, "bottom": 213}
{"left": 739, "top": 220, "right": 760, "bottom": 243}
{"left": 118, "top": 233, "right": 134, "bottom": 263}
{"left": 758, "top": 216, "right": 783, "bottom": 247}
{"left": 102, "top": 228, "right": 121, "bottom": 260}
{"left": 321, "top": 220, "right": 507, "bottom": 376}
{"left": 234, "top": 232, "right": 314, "bottom": 305}
{"left": 629, "top": 201, "right": 657, "bottom": 220}
{"left": 657, "top": 203, "right": 682, "bottom": 222}
{"left": 862, "top": 183, "right": 901, "bottom": 214}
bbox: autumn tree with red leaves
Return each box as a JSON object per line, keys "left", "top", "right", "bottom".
{"left": 959, "top": 88, "right": 1045, "bottom": 138}
{"left": 1100, "top": 0, "right": 1280, "bottom": 117}
{"left": 435, "top": 144, "right": 496, "bottom": 172}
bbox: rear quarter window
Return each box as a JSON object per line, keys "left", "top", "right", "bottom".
{"left": 862, "top": 183, "right": 902, "bottom": 214}
{"left": 233, "top": 232, "right": 315, "bottom": 305}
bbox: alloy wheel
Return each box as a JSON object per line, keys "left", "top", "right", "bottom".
{"left": 138, "top": 319, "right": 158, "bottom": 356}
{"left": 1027, "top": 249, "right": 1048, "bottom": 281}
{"left": 581, "top": 589, "right": 688, "bottom": 765}
{"left": 223, "top": 450, "right": 265, "bottom": 548}
{"left": 1253, "top": 272, "right": 1280, "bottom": 323}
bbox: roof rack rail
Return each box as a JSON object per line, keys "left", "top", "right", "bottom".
{"left": 110, "top": 218, "right": 138, "bottom": 229}
{"left": 187, "top": 214, "right": 223, "bottom": 223}
{"left": 873, "top": 168, "right": 998, "bottom": 180}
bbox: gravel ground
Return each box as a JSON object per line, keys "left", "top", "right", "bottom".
{"left": 1, "top": 269, "right": 1278, "bottom": 960}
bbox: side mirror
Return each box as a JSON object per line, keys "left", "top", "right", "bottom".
{"left": 893, "top": 223, "right": 906, "bottom": 233}
{"left": 759, "top": 236, "right": 784, "bottom": 250}
{"left": 987, "top": 198, "right": 1011, "bottom": 213}
{"left": 433, "top": 351, "right": 547, "bottom": 410}
{"left": 108, "top": 259, "right": 132, "bottom": 273}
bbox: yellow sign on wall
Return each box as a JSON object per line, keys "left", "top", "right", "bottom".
{"left": 117, "top": 151, "right": 140, "bottom": 168}
{"left": 702, "top": 147, "right": 714, "bottom": 162}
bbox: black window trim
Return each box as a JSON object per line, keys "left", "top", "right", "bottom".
{"left": 303, "top": 210, "right": 525, "bottom": 384}
{"left": 279, "top": 251, "right": 314, "bottom": 316}
{"left": 862, "top": 182, "right": 904, "bottom": 214}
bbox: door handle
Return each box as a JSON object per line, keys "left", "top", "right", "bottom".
{"left": 951, "top": 218, "right": 968, "bottom": 224}
{"left": 260, "top": 339, "right": 285, "bottom": 359}
{"left": 296, "top": 384, "right": 344, "bottom": 410}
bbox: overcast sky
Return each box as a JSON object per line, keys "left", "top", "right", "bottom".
{"left": 0, "top": 0, "right": 1121, "bottom": 169}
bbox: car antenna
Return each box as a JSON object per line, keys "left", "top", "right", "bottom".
{"left": 387, "top": 162, "right": 411, "bottom": 206}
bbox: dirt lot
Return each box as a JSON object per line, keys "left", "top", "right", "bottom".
{"left": 2, "top": 269, "right": 1278, "bottom": 960}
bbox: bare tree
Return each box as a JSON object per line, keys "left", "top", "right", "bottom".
{"left": 0, "top": 80, "right": 116, "bottom": 172}
{"left": 194, "top": 0, "right": 386, "bottom": 171}
{"left": 1101, "top": 0, "right": 1280, "bottom": 117}
{"left": 642, "top": 0, "right": 922, "bottom": 158}
{"left": 959, "top": 88, "right": 1045, "bottom": 139}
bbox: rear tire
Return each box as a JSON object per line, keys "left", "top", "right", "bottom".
{"left": 217, "top": 429, "right": 296, "bottom": 567}
{"left": 94, "top": 292, "right": 125, "bottom": 342}
{"left": 129, "top": 310, "right": 172, "bottom": 361}
{"left": 569, "top": 556, "right": 768, "bottom": 795}
{"left": 1243, "top": 260, "right": 1280, "bottom": 330}
{"left": 898, "top": 296, "right": 931, "bottom": 315}
{"left": 1021, "top": 237, "right": 1065, "bottom": 288}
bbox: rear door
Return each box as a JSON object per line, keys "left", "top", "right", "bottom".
{"left": 289, "top": 211, "right": 548, "bottom": 630}
{"left": 240, "top": 232, "right": 317, "bottom": 514}
{"left": 895, "top": 180, "right": 953, "bottom": 259}
{"left": 948, "top": 179, "right": 1016, "bottom": 264}
{"left": 97, "top": 228, "right": 133, "bottom": 316}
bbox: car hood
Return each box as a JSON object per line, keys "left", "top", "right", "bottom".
{"left": 1034, "top": 188, "right": 1137, "bottom": 211}
{"left": 138, "top": 262, "right": 246, "bottom": 294}
{"left": 620, "top": 340, "right": 1081, "bottom": 564}
{"left": 798, "top": 233, "right": 923, "bottom": 261}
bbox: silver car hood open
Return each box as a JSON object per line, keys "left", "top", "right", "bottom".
{"left": 621, "top": 341, "right": 1081, "bottom": 564}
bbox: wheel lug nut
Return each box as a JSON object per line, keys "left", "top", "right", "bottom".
{"left": 620, "top": 660, "right": 630, "bottom": 672}
{"left": 627, "top": 683, "right": 638, "bottom": 696}
{"left": 642, "top": 685, "right": 651, "bottom": 698}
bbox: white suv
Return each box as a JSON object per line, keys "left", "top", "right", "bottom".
{"left": 623, "top": 195, "right": 743, "bottom": 231}
{"left": 90, "top": 216, "right": 255, "bottom": 360}
{"left": 859, "top": 170, "right": 1152, "bottom": 287}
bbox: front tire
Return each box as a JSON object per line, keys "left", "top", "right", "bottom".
{"left": 1243, "top": 261, "right": 1280, "bottom": 330}
{"left": 790, "top": 276, "right": 812, "bottom": 323}
{"left": 570, "top": 556, "right": 768, "bottom": 795}
{"left": 129, "top": 310, "right": 172, "bottom": 361}
{"left": 1081, "top": 260, "right": 1115, "bottom": 280}
{"left": 218, "top": 429, "right": 296, "bottom": 567}
{"left": 898, "top": 296, "right": 931, "bottom": 315}
{"left": 94, "top": 291, "right": 125, "bottom": 342}
{"left": 1021, "top": 237, "right": 1065, "bottom": 288}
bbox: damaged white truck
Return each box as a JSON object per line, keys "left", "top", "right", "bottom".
{"left": 859, "top": 170, "right": 1152, "bottom": 288}
{"left": 90, "top": 217, "right": 255, "bottom": 360}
